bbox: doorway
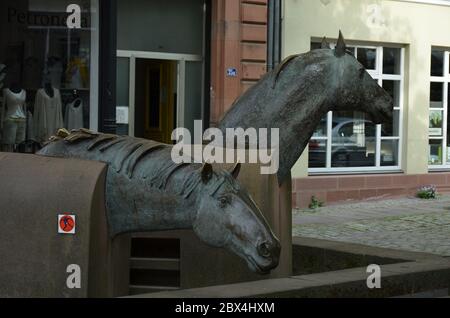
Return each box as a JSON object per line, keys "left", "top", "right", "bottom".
{"left": 134, "top": 59, "right": 176, "bottom": 144}
{"left": 116, "top": 51, "right": 203, "bottom": 140}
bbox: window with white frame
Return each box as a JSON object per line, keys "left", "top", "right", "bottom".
{"left": 308, "top": 43, "right": 404, "bottom": 173}
{"left": 429, "top": 49, "right": 450, "bottom": 167}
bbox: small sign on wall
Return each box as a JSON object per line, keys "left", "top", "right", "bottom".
{"left": 116, "top": 106, "right": 129, "bottom": 124}
{"left": 227, "top": 68, "right": 238, "bottom": 77}
{"left": 58, "top": 214, "right": 76, "bottom": 234}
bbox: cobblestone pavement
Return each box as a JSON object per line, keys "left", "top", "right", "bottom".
{"left": 293, "top": 196, "right": 450, "bottom": 256}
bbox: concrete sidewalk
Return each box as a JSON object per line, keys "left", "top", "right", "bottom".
{"left": 293, "top": 196, "right": 450, "bottom": 256}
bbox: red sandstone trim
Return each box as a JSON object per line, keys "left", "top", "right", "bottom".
{"left": 292, "top": 173, "right": 450, "bottom": 208}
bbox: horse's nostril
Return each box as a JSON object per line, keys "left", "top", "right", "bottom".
{"left": 258, "top": 242, "right": 271, "bottom": 258}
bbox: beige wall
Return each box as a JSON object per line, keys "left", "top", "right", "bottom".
{"left": 283, "top": 0, "right": 450, "bottom": 178}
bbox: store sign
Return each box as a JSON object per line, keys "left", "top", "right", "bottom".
{"left": 7, "top": 5, "right": 88, "bottom": 28}
{"left": 58, "top": 214, "right": 76, "bottom": 234}
{"left": 66, "top": 4, "right": 81, "bottom": 29}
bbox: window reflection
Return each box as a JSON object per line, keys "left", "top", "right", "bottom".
{"left": 429, "top": 110, "right": 444, "bottom": 137}
{"left": 381, "top": 140, "right": 399, "bottom": 167}
{"left": 430, "top": 82, "right": 444, "bottom": 108}
{"left": 331, "top": 111, "right": 376, "bottom": 168}
{"left": 357, "top": 48, "right": 376, "bottom": 70}
{"left": 383, "top": 48, "right": 401, "bottom": 75}
{"left": 309, "top": 140, "right": 327, "bottom": 168}
{"left": 313, "top": 116, "right": 327, "bottom": 137}
{"left": 382, "top": 110, "right": 400, "bottom": 137}
{"left": 382, "top": 80, "right": 400, "bottom": 107}
{"left": 431, "top": 50, "right": 444, "bottom": 77}
{"left": 429, "top": 139, "right": 443, "bottom": 165}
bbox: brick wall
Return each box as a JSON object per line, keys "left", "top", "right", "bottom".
{"left": 292, "top": 173, "right": 450, "bottom": 209}
{"left": 210, "top": 0, "right": 268, "bottom": 126}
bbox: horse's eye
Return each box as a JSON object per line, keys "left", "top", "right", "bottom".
{"left": 219, "top": 196, "right": 231, "bottom": 208}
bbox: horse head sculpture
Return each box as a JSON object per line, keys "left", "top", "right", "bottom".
{"left": 219, "top": 31, "right": 394, "bottom": 183}
{"left": 194, "top": 163, "right": 280, "bottom": 274}
{"left": 38, "top": 130, "right": 280, "bottom": 274}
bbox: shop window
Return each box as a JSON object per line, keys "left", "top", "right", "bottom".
{"left": 429, "top": 49, "right": 450, "bottom": 168}
{"left": 0, "top": 0, "right": 99, "bottom": 153}
{"left": 308, "top": 44, "right": 403, "bottom": 172}
{"left": 431, "top": 50, "right": 445, "bottom": 77}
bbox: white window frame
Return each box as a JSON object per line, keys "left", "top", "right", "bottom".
{"left": 309, "top": 45, "right": 405, "bottom": 175}
{"left": 429, "top": 49, "right": 450, "bottom": 170}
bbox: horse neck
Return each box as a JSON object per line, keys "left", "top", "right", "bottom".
{"left": 218, "top": 65, "right": 337, "bottom": 182}
{"left": 154, "top": 166, "right": 201, "bottom": 229}
{"left": 106, "top": 163, "right": 201, "bottom": 236}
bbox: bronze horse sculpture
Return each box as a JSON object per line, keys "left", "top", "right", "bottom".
{"left": 37, "top": 32, "right": 393, "bottom": 275}
{"left": 38, "top": 130, "right": 281, "bottom": 274}
{"left": 219, "top": 32, "right": 393, "bottom": 183}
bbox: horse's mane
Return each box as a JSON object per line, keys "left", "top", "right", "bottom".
{"left": 48, "top": 129, "right": 239, "bottom": 199}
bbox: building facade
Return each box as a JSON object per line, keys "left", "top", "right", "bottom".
{"left": 283, "top": 0, "right": 450, "bottom": 208}
{"left": 5, "top": 0, "right": 450, "bottom": 211}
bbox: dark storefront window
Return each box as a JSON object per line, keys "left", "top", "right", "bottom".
{"left": 0, "top": 0, "right": 99, "bottom": 152}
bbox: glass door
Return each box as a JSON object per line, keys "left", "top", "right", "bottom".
{"left": 116, "top": 51, "right": 203, "bottom": 141}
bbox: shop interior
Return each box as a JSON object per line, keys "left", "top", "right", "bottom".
{"left": 0, "top": 0, "right": 94, "bottom": 153}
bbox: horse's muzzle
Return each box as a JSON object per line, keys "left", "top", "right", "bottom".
{"left": 256, "top": 240, "right": 281, "bottom": 274}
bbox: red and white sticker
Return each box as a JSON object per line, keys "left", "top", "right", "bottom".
{"left": 58, "top": 214, "right": 76, "bottom": 234}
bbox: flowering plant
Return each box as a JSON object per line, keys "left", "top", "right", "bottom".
{"left": 416, "top": 185, "right": 437, "bottom": 200}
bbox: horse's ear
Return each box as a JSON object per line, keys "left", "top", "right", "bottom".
{"left": 335, "top": 30, "right": 346, "bottom": 57}
{"left": 201, "top": 162, "right": 213, "bottom": 183}
{"left": 230, "top": 162, "right": 241, "bottom": 179}
{"left": 321, "top": 37, "right": 331, "bottom": 49}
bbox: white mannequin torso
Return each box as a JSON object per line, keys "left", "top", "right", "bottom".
{"left": 33, "top": 87, "right": 64, "bottom": 143}
{"left": 65, "top": 98, "right": 84, "bottom": 131}
{"left": 3, "top": 88, "right": 26, "bottom": 120}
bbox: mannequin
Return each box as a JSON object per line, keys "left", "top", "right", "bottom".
{"left": 64, "top": 89, "right": 84, "bottom": 131}
{"left": 34, "top": 83, "right": 63, "bottom": 143}
{"left": 1, "top": 82, "right": 27, "bottom": 149}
